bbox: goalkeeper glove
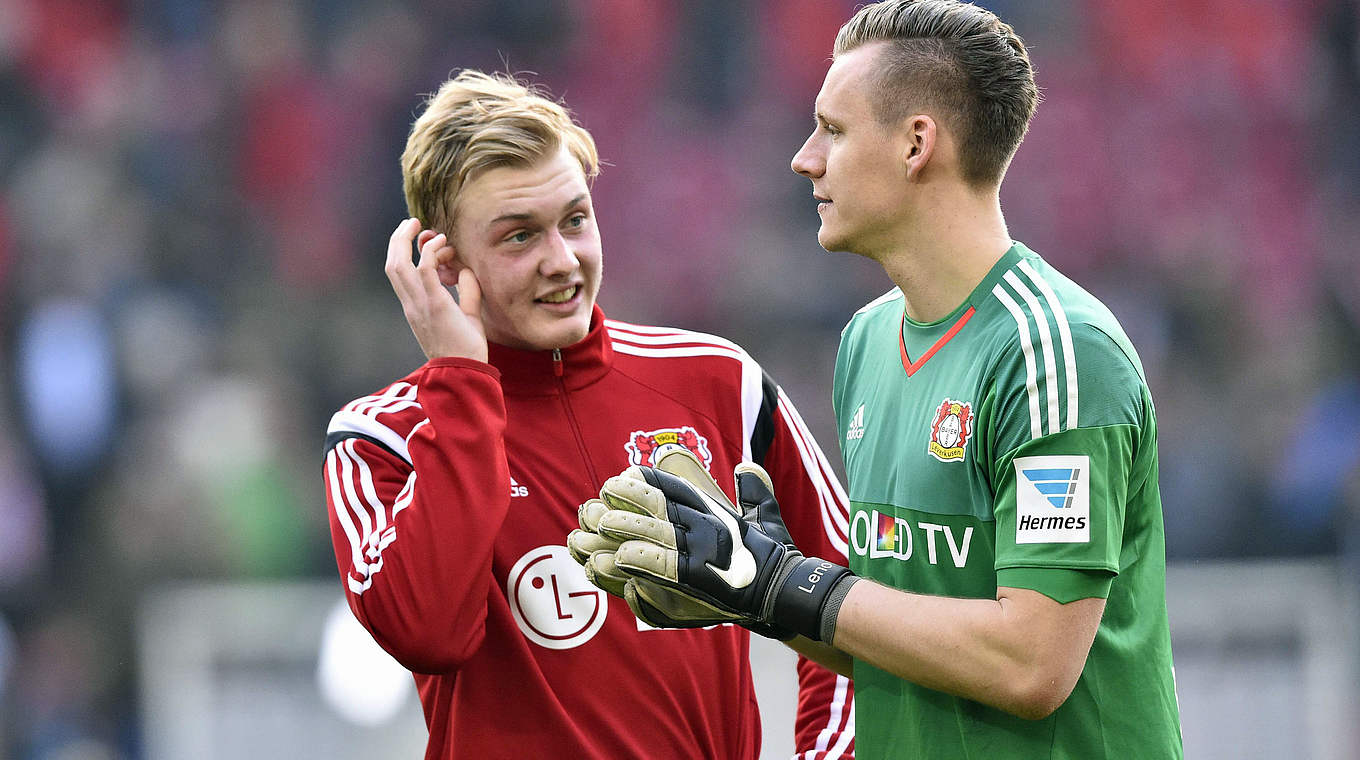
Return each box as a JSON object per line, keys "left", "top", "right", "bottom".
{"left": 568, "top": 448, "right": 791, "bottom": 638}
{"left": 595, "top": 454, "right": 859, "bottom": 643}
{"left": 570, "top": 498, "right": 744, "bottom": 631}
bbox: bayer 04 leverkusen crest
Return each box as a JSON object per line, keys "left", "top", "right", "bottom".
{"left": 625, "top": 425, "right": 713, "bottom": 470}
{"left": 928, "top": 398, "right": 972, "bottom": 463}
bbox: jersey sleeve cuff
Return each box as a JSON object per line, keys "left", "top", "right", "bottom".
{"left": 996, "top": 566, "right": 1114, "bottom": 603}
{"left": 424, "top": 356, "right": 501, "bottom": 379}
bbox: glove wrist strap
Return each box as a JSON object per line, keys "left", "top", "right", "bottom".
{"left": 770, "top": 557, "right": 856, "bottom": 642}
{"left": 818, "top": 574, "right": 859, "bottom": 645}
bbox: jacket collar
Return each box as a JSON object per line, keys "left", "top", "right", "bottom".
{"left": 486, "top": 305, "right": 614, "bottom": 395}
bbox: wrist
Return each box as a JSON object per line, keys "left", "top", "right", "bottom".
{"left": 768, "top": 557, "right": 857, "bottom": 642}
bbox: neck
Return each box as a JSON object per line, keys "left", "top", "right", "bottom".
{"left": 878, "top": 183, "right": 1012, "bottom": 323}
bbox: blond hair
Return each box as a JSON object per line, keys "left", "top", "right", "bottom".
{"left": 401, "top": 70, "right": 600, "bottom": 234}
{"left": 835, "top": 0, "right": 1038, "bottom": 186}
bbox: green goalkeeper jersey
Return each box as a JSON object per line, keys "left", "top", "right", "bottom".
{"left": 833, "top": 242, "right": 1182, "bottom": 758}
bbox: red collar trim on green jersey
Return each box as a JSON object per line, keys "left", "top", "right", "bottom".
{"left": 900, "top": 306, "right": 975, "bottom": 377}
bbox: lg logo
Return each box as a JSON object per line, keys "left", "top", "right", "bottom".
{"left": 506, "top": 545, "right": 608, "bottom": 649}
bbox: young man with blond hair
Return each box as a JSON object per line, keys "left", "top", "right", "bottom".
{"left": 321, "top": 70, "right": 855, "bottom": 759}
{"left": 576, "top": 1, "right": 1183, "bottom": 757}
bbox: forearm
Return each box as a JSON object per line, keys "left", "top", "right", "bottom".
{"left": 783, "top": 592, "right": 1032, "bottom": 697}
{"left": 829, "top": 581, "right": 1102, "bottom": 719}
{"left": 786, "top": 636, "right": 852, "bottom": 678}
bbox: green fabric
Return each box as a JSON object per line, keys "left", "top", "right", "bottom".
{"left": 996, "top": 567, "right": 1113, "bottom": 604}
{"left": 833, "top": 242, "right": 1182, "bottom": 758}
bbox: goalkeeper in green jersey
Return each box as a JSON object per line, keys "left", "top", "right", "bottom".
{"left": 571, "top": 1, "right": 1183, "bottom": 757}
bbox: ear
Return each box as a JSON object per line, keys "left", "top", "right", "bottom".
{"left": 436, "top": 246, "right": 464, "bottom": 287}
{"left": 901, "top": 114, "right": 937, "bottom": 181}
{"left": 413, "top": 228, "right": 467, "bottom": 288}
{"left": 419, "top": 229, "right": 463, "bottom": 286}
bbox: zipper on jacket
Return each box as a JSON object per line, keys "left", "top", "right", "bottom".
{"left": 552, "top": 348, "right": 598, "bottom": 485}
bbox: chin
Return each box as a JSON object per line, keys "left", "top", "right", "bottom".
{"left": 817, "top": 228, "right": 847, "bottom": 253}
{"left": 819, "top": 227, "right": 875, "bottom": 258}
{"left": 539, "top": 314, "right": 592, "bottom": 350}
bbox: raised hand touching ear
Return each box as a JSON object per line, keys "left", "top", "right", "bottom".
{"left": 384, "top": 218, "right": 487, "bottom": 362}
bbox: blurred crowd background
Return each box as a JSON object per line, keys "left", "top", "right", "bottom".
{"left": 0, "top": 0, "right": 1358, "bottom": 757}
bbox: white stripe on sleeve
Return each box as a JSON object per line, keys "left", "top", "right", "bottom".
{"left": 801, "top": 675, "right": 854, "bottom": 759}
{"left": 606, "top": 323, "right": 745, "bottom": 354}
{"left": 336, "top": 441, "right": 375, "bottom": 552}
{"left": 823, "top": 700, "right": 855, "bottom": 759}
{"left": 776, "top": 388, "right": 850, "bottom": 556}
{"left": 1019, "top": 260, "right": 1079, "bottom": 429}
{"left": 739, "top": 352, "right": 763, "bottom": 464}
{"left": 326, "top": 448, "right": 367, "bottom": 584}
{"left": 349, "top": 382, "right": 415, "bottom": 416}
{"left": 1003, "top": 270, "right": 1061, "bottom": 435}
{"left": 609, "top": 343, "right": 743, "bottom": 361}
{"left": 328, "top": 410, "right": 413, "bottom": 465}
{"left": 992, "top": 284, "right": 1043, "bottom": 440}
{"left": 348, "top": 439, "right": 390, "bottom": 535}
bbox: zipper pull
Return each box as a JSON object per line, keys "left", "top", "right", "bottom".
{"left": 551, "top": 348, "right": 564, "bottom": 378}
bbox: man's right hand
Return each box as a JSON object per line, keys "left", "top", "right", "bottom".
{"left": 569, "top": 449, "right": 796, "bottom": 638}
{"left": 384, "top": 217, "right": 487, "bottom": 362}
{"left": 594, "top": 455, "right": 857, "bottom": 643}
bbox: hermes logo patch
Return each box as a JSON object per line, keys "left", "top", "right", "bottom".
{"left": 1014, "top": 455, "right": 1090, "bottom": 544}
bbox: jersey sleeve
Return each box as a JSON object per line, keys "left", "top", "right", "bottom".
{"left": 756, "top": 376, "right": 856, "bottom": 759}
{"left": 988, "top": 324, "right": 1148, "bottom": 602}
{"left": 322, "top": 357, "right": 511, "bottom": 673}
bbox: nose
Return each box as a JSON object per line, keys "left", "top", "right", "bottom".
{"left": 540, "top": 229, "right": 579, "bottom": 277}
{"left": 791, "top": 132, "right": 824, "bottom": 179}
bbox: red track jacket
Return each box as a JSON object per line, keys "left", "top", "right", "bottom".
{"left": 323, "top": 307, "right": 854, "bottom": 759}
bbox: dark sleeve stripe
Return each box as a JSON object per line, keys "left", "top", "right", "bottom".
{"left": 750, "top": 370, "right": 779, "bottom": 465}
{"left": 324, "top": 431, "right": 403, "bottom": 463}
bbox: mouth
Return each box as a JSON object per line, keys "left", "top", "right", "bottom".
{"left": 815, "top": 194, "right": 832, "bottom": 213}
{"left": 536, "top": 285, "right": 579, "bottom": 305}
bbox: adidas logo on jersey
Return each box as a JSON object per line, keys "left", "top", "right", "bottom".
{"left": 510, "top": 477, "right": 529, "bottom": 498}
{"left": 846, "top": 404, "right": 866, "bottom": 441}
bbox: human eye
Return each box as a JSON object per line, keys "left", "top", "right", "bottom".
{"left": 814, "top": 113, "right": 840, "bottom": 137}
{"left": 559, "top": 211, "right": 591, "bottom": 236}
{"left": 503, "top": 229, "right": 533, "bottom": 245}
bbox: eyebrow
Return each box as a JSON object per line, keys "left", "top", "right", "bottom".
{"left": 486, "top": 194, "right": 589, "bottom": 230}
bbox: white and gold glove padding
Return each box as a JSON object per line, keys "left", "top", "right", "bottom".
{"left": 569, "top": 496, "right": 743, "bottom": 631}
{"left": 567, "top": 448, "right": 794, "bottom": 639}
{"left": 570, "top": 447, "right": 858, "bottom": 642}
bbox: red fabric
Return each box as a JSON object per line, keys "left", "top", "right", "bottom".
{"left": 323, "top": 306, "right": 854, "bottom": 759}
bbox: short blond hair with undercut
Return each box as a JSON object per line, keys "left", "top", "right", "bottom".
{"left": 401, "top": 69, "right": 600, "bottom": 235}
